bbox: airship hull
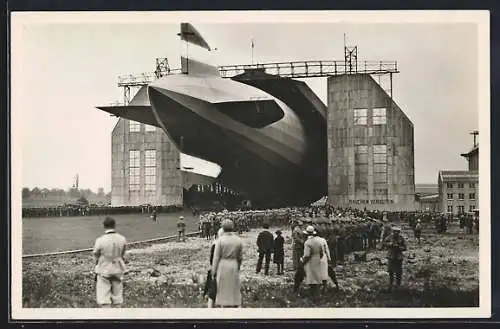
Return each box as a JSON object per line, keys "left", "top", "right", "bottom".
{"left": 147, "top": 76, "right": 321, "bottom": 207}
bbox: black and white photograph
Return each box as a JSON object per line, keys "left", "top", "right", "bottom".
{"left": 11, "top": 11, "right": 490, "bottom": 319}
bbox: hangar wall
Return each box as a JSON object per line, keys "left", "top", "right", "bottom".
{"left": 111, "top": 118, "right": 182, "bottom": 207}
{"left": 327, "top": 74, "right": 416, "bottom": 211}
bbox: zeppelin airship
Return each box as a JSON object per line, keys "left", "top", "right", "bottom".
{"left": 97, "top": 23, "right": 328, "bottom": 207}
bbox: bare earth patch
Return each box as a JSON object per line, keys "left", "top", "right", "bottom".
{"left": 22, "top": 223, "right": 479, "bottom": 308}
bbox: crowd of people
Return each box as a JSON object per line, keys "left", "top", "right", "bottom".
{"left": 22, "top": 204, "right": 183, "bottom": 218}
{"left": 197, "top": 206, "right": 480, "bottom": 305}
{"left": 90, "top": 205, "right": 479, "bottom": 308}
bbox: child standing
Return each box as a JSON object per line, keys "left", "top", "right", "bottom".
{"left": 273, "top": 230, "right": 285, "bottom": 275}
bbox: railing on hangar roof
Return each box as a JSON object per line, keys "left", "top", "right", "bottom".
{"left": 116, "top": 58, "right": 399, "bottom": 105}
{"left": 218, "top": 60, "right": 398, "bottom": 79}
{"left": 118, "top": 60, "right": 398, "bottom": 85}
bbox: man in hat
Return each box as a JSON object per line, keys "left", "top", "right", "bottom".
{"left": 92, "top": 217, "right": 127, "bottom": 307}
{"left": 256, "top": 223, "right": 274, "bottom": 275}
{"left": 177, "top": 216, "right": 186, "bottom": 242}
{"left": 383, "top": 226, "right": 407, "bottom": 291}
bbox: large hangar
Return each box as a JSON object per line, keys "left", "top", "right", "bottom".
{"left": 98, "top": 23, "right": 416, "bottom": 210}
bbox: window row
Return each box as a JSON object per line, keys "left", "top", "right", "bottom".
{"left": 447, "top": 205, "right": 476, "bottom": 213}
{"left": 446, "top": 182, "right": 476, "bottom": 189}
{"left": 129, "top": 150, "right": 157, "bottom": 167}
{"left": 353, "top": 107, "right": 387, "bottom": 125}
{"left": 355, "top": 145, "right": 387, "bottom": 164}
{"left": 129, "top": 121, "right": 157, "bottom": 133}
{"left": 129, "top": 174, "right": 156, "bottom": 191}
{"left": 129, "top": 149, "right": 157, "bottom": 192}
{"left": 447, "top": 193, "right": 476, "bottom": 200}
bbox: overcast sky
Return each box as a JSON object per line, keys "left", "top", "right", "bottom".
{"left": 14, "top": 13, "right": 483, "bottom": 192}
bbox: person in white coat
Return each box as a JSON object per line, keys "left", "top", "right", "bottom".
{"left": 92, "top": 217, "right": 127, "bottom": 307}
{"left": 300, "top": 225, "right": 323, "bottom": 299}
{"left": 211, "top": 219, "right": 243, "bottom": 307}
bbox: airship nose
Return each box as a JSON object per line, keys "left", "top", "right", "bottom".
{"left": 147, "top": 82, "right": 216, "bottom": 155}
{"left": 147, "top": 81, "right": 235, "bottom": 168}
{"left": 147, "top": 84, "right": 190, "bottom": 136}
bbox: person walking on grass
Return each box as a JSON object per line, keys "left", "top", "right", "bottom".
{"left": 92, "top": 217, "right": 127, "bottom": 308}
{"left": 211, "top": 219, "right": 244, "bottom": 308}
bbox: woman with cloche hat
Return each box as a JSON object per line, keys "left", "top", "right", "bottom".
{"left": 211, "top": 219, "right": 244, "bottom": 307}
{"left": 300, "top": 225, "right": 324, "bottom": 299}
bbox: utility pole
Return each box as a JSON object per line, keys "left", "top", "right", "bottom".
{"left": 251, "top": 38, "right": 255, "bottom": 65}
{"left": 470, "top": 130, "right": 479, "bottom": 148}
{"left": 180, "top": 136, "right": 184, "bottom": 203}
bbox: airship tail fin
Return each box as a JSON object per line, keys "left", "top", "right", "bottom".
{"left": 179, "top": 23, "right": 220, "bottom": 77}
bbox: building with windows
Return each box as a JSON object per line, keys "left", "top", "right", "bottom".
{"left": 327, "top": 74, "right": 415, "bottom": 211}
{"left": 437, "top": 135, "right": 479, "bottom": 215}
{"left": 111, "top": 118, "right": 182, "bottom": 206}
{"left": 438, "top": 171, "right": 478, "bottom": 214}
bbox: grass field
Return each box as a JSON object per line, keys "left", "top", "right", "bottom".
{"left": 22, "top": 212, "right": 199, "bottom": 254}
{"left": 22, "top": 222, "right": 479, "bottom": 308}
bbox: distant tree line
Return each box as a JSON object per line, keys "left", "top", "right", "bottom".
{"left": 22, "top": 187, "right": 110, "bottom": 199}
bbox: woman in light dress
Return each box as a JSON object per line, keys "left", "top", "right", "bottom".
{"left": 211, "top": 219, "right": 243, "bottom": 307}
{"left": 300, "top": 225, "right": 324, "bottom": 298}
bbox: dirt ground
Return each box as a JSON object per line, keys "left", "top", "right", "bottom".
{"left": 22, "top": 221, "right": 479, "bottom": 308}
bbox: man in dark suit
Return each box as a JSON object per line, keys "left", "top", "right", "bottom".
{"left": 256, "top": 223, "right": 274, "bottom": 275}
